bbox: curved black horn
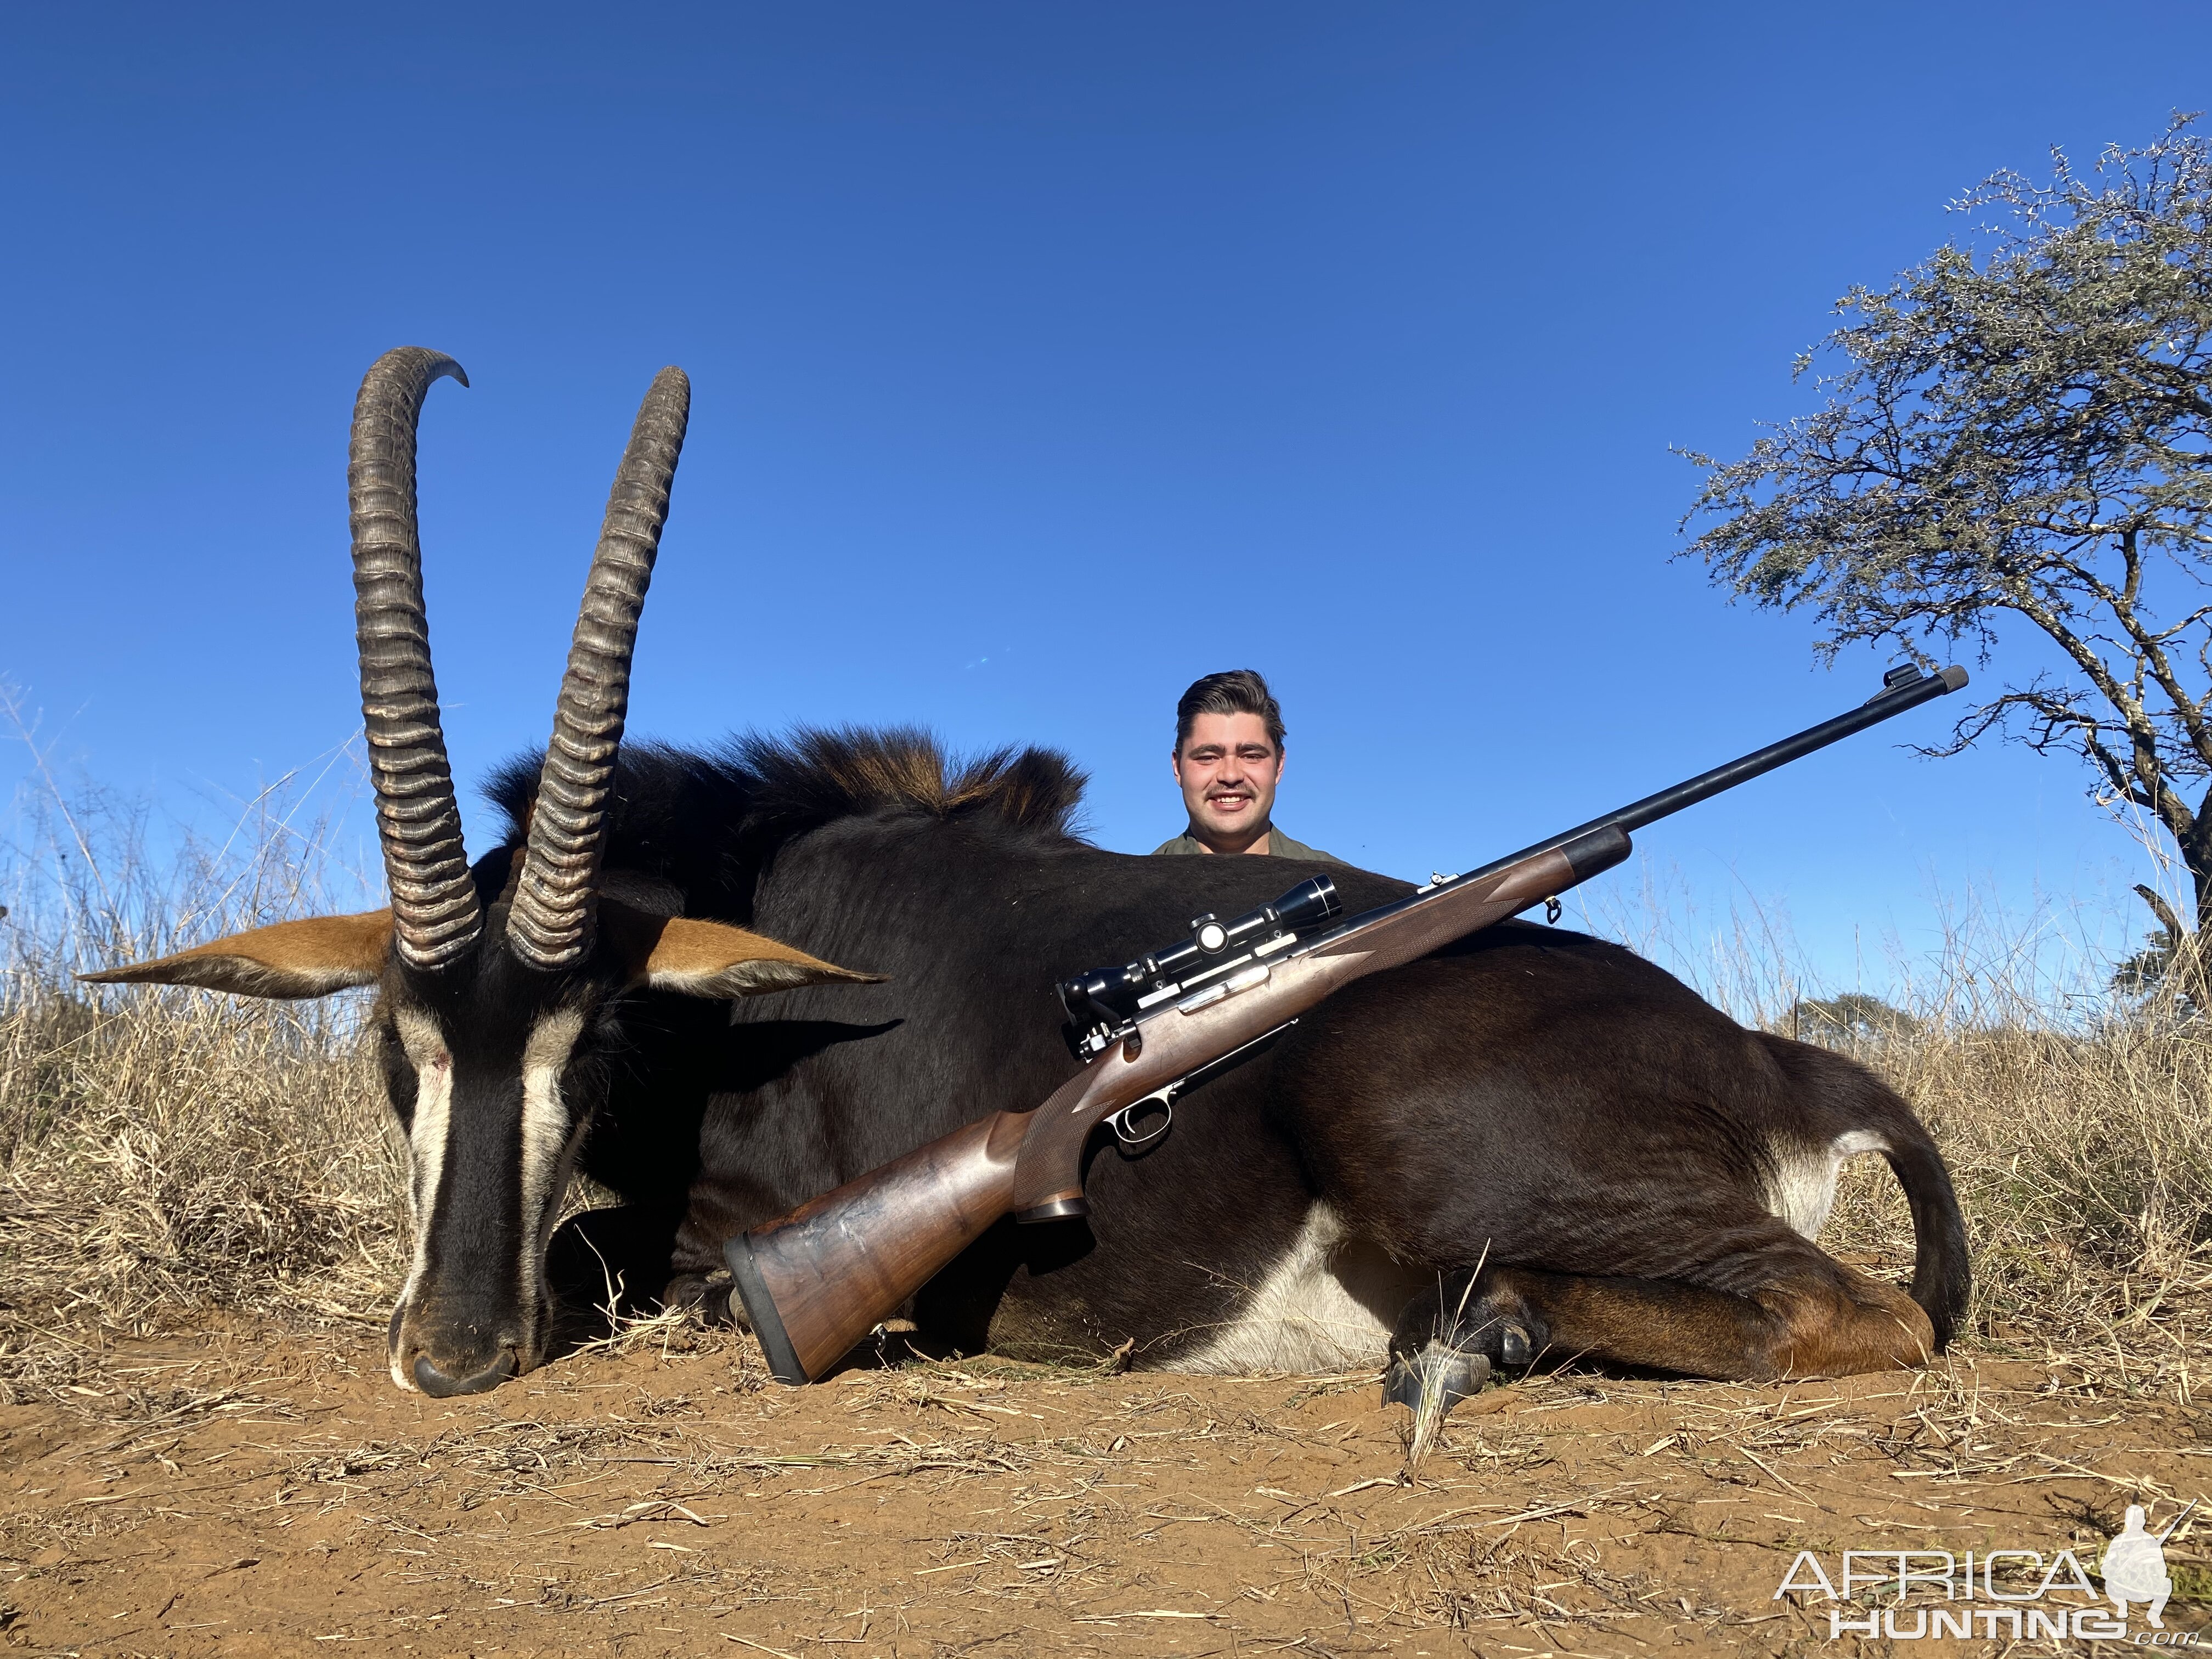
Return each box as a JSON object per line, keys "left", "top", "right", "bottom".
{"left": 507, "top": 367, "right": 691, "bottom": 970}
{"left": 349, "top": 347, "right": 480, "bottom": 971}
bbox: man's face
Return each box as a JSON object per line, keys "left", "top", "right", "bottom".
{"left": 1172, "top": 711, "right": 1283, "bottom": 848}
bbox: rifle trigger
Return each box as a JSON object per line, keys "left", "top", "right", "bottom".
{"left": 1544, "top": 896, "right": 1562, "bottom": 924}
{"left": 1107, "top": 1089, "right": 1176, "bottom": 1152}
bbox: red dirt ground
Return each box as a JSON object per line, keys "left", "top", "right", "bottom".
{"left": 3, "top": 1322, "right": 2206, "bottom": 1657}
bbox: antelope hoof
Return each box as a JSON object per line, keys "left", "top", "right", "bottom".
{"left": 1498, "top": 1321, "right": 1535, "bottom": 1368}
{"left": 663, "top": 1272, "right": 739, "bottom": 1327}
{"left": 1385, "top": 1339, "right": 1492, "bottom": 1464}
{"left": 1384, "top": 1340, "right": 1491, "bottom": 1412}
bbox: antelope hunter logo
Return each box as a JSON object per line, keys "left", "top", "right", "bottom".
{"left": 1772, "top": 1499, "right": 2200, "bottom": 1643}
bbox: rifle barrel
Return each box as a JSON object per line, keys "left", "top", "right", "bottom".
{"left": 1438, "top": 666, "right": 1967, "bottom": 895}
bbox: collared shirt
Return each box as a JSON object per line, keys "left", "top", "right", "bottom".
{"left": 1149, "top": 827, "right": 1346, "bottom": 864}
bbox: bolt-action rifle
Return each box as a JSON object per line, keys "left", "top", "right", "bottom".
{"left": 725, "top": 664, "right": 1969, "bottom": 1383}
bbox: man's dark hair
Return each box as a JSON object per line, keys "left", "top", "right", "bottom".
{"left": 1175, "top": 669, "right": 1286, "bottom": 753}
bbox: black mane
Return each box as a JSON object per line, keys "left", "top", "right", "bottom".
{"left": 485, "top": 726, "right": 1090, "bottom": 917}
{"left": 723, "top": 726, "right": 1088, "bottom": 842}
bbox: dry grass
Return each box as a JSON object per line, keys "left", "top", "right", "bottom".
{"left": 0, "top": 978, "right": 401, "bottom": 1401}
{"left": 0, "top": 725, "right": 405, "bottom": 1403}
{"left": 1825, "top": 1014, "right": 2212, "bottom": 1393}
{"left": 3, "top": 738, "right": 2208, "bottom": 1412}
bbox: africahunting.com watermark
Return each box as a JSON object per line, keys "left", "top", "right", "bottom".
{"left": 1774, "top": 1501, "right": 2200, "bottom": 1643}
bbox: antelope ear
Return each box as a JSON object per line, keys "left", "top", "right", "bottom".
{"left": 77, "top": 910, "right": 393, "bottom": 999}
{"left": 605, "top": 907, "right": 883, "bottom": 997}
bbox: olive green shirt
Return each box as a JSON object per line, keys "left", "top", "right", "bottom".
{"left": 1150, "top": 827, "right": 1346, "bottom": 865}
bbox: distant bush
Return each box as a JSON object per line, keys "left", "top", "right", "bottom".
{"left": 1776, "top": 992, "right": 1923, "bottom": 1044}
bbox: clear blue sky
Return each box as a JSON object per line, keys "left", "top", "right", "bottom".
{"left": 4, "top": 3, "right": 2206, "bottom": 999}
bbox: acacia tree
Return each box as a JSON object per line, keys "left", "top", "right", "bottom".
{"left": 1682, "top": 120, "right": 2212, "bottom": 996}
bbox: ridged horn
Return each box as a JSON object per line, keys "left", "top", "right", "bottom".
{"left": 349, "top": 347, "right": 480, "bottom": 972}
{"left": 507, "top": 368, "right": 691, "bottom": 970}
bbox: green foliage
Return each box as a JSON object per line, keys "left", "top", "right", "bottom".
{"left": 2111, "top": 919, "right": 2203, "bottom": 1015}
{"left": 1680, "top": 117, "right": 2212, "bottom": 964}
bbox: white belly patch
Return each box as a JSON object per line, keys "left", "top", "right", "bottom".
{"left": 1175, "top": 1202, "right": 1422, "bottom": 1374}
{"left": 1768, "top": 1129, "right": 1890, "bottom": 1239}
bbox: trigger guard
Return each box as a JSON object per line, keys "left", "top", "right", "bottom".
{"left": 1108, "top": 1096, "right": 1174, "bottom": 1152}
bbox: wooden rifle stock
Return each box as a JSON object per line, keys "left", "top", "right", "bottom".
{"left": 726, "top": 1110, "right": 1029, "bottom": 1385}
{"left": 723, "top": 657, "right": 1972, "bottom": 1383}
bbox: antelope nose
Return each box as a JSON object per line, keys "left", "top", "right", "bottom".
{"left": 411, "top": 1348, "right": 519, "bottom": 1397}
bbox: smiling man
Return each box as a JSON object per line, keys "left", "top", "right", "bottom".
{"left": 1152, "top": 669, "right": 1342, "bottom": 862}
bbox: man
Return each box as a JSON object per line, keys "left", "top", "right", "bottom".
{"left": 1152, "top": 669, "right": 1343, "bottom": 863}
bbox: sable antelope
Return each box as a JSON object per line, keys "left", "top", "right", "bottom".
{"left": 88, "top": 349, "right": 1969, "bottom": 1409}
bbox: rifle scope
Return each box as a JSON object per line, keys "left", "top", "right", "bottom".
{"left": 1057, "top": 874, "right": 1341, "bottom": 1057}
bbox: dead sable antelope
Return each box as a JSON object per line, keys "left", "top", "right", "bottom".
{"left": 88, "top": 347, "right": 1969, "bottom": 1417}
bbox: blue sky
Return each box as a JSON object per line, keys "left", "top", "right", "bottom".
{"left": 3, "top": 3, "right": 2206, "bottom": 999}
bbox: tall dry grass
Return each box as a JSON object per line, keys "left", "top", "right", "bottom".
{"left": 1836, "top": 1014, "right": 2211, "bottom": 1393}
{"left": 0, "top": 712, "right": 404, "bottom": 1402}
{"left": 1, "top": 719, "right": 2205, "bottom": 1403}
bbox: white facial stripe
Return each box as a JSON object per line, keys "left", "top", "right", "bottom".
{"left": 529, "top": 1115, "right": 596, "bottom": 1343}
{"left": 390, "top": 1005, "right": 454, "bottom": 1391}
{"left": 517, "top": 1007, "right": 590, "bottom": 1346}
